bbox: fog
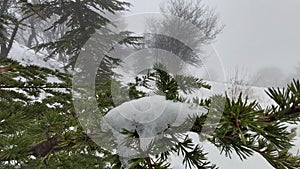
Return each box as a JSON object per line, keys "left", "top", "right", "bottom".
{"left": 125, "top": 0, "right": 300, "bottom": 87}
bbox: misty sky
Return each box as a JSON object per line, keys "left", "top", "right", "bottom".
{"left": 125, "top": 0, "right": 300, "bottom": 81}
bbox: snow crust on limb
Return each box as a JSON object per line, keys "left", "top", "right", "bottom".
{"left": 102, "top": 95, "right": 207, "bottom": 157}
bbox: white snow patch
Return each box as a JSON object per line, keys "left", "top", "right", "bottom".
{"left": 46, "top": 102, "right": 63, "bottom": 108}
{"left": 46, "top": 76, "right": 63, "bottom": 83}
{"left": 13, "top": 76, "right": 27, "bottom": 82}
{"left": 8, "top": 41, "right": 65, "bottom": 71}
{"left": 103, "top": 95, "right": 207, "bottom": 158}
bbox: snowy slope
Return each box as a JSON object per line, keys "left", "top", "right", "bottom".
{"left": 8, "top": 41, "right": 65, "bottom": 71}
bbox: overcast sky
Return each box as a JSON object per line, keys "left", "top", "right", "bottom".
{"left": 125, "top": 0, "right": 300, "bottom": 81}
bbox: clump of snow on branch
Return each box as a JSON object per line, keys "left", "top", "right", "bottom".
{"left": 102, "top": 95, "right": 207, "bottom": 157}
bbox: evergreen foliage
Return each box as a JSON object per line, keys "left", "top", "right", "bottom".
{"left": 0, "top": 58, "right": 123, "bottom": 168}
{"left": 1, "top": 58, "right": 300, "bottom": 168}
{"left": 21, "top": 0, "right": 141, "bottom": 68}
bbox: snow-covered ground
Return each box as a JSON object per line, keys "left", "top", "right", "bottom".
{"left": 8, "top": 41, "right": 65, "bottom": 71}
{"left": 7, "top": 42, "right": 300, "bottom": 169}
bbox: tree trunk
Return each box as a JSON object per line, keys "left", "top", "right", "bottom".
{"left": 27, "top": 17, "right": 37, "bottom": 48}
{"left": 0, "top": 44, "right": 8, "bottom": 58}
{"left": 0, "top": 0, "right": 9, "bottom": 58}
{"left": 4, "top": 23, "right": 19, "bottom": 57}
{"left": 0, "top": 0, "right": 9, "bottom": 14}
